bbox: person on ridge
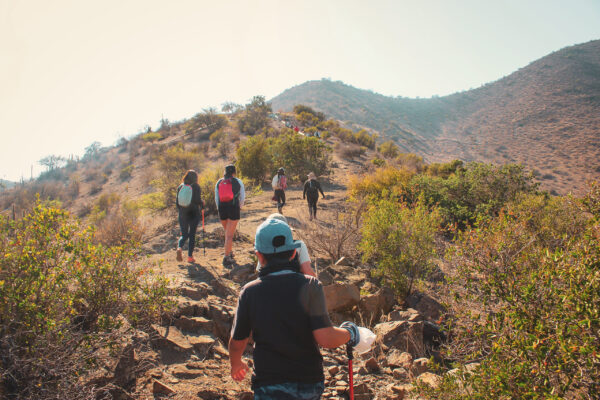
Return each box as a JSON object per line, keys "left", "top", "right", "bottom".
{"left": 229, "top": 218, "right": 363, "bottom": 399}
{"left": 256, "top": 213, "right": 316, "bottom": 277}
{"left": 303, "top": 172, "right": 325, "bottom": 221}
{"left": 215, "top": 164, "right": 245, "bottom": 267}
{"left": 176, "top": 169, "right": 204, "bottom": 263}
{"left": 272, "top": 167, "right": 287, "bottom": 214}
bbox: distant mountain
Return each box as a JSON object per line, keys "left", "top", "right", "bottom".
{"left": 271, "top": 40, "right": 600, "bottom": 194}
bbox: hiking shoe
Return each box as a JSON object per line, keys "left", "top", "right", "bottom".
{"left": 187, "top": 256, "right": 196, "bottom": 263}
{"left": 222, "top": 255, "right": 234, "bottom": 267}
{"left": 176, "top": 248, "right": 183, "bottom": 262}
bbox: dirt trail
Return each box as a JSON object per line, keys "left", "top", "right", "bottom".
{"left": 138, "top": 157, "right": 365, "bottom": 398}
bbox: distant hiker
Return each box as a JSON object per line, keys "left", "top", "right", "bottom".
{"left": 215, "top": 164, "right": 245, "bottom": 267}
{"left": 176, "top": 169, "right": 204, "bottom": 263}
{"left": 256, "top": 213, "right": 316, "bottom": 277}
{"left": 303, "top": 172, "right": 325, "bottom": 221}
{"left": 229, "top": 218, "right": 364, "bottom": 398}
{"left": 271, "top": 167, "right": 287, "bottom": 214}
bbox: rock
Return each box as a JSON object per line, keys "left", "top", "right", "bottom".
{"left": 365, "top": 357, "right": 380, "bottom": 373}
{"left": 388, "top": 308, "right": 421, "bottom": 322}
{"left": 207, "top": 303, "right": 235, "bottom": 342}
{"left": 358, "top": 288, "right": 395, "bottom": 322}
{"left": 393, "top": 367, "right": 409, "bottom": 380}
{"left": 187, "top": 334, "right": 217, "bottom": 356}
{"left": 358, "top": 366, "right": 368, "bottom": 375}
{"left": 174, "top": 316, "right": 215, "bottom": 334}
{"left": 151, "top": 325, "right": 193, "bottom": 352}
{"left": 323, "top": 283, "right": 360, "bottom": 312}
{"left": 423, "top": 320, "right": 446, "bottom": 348}
{"left": 405, "top": 292, "right": 445, "bottom": 321}
{"left": 411, "top": 358, "right": 430, "bottom": 375}
{"left": 171, "top": 364, "right": 205, "bottom": 379}
{"left": 152, "top": 379, "right": 175, "bottom": 395}
{"left": 179, "top": 284, "right": 210, "bottom": 300}
{"left": 374, "top": 320, "right": 425, "bottom": 357}
{"left": 387, "top": 350, "right": 413, "bottom": 369}
{"left": 174, "top": 298, "right": 209, "bottom": 318}
{"left": 113, "top": 344, "right": 137, "bottom": 391}
{"left": 212, "top": 341, "right": 229, "bottom": 357}
{"left": 416, "top": 372, "right": 442, "bottom": 388}
{"left": 228, "top": 263, "right": 255, "bottom": 283}
{"left": 239, "top": 392, "right": 254, "bottom": 400}
{"left": 354, "top": 383, "right": 371, "bottom": 394}
{"left": 327, "top": 366, "right": 340, "bottom": 376}
{"left": 317, "top": 269, "right": 334, "bottom": 285}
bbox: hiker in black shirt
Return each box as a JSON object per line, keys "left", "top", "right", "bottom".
{"left": 175, "top": 170, "right": 203, "bottom": 263}
{"left": 229, "top": 219, "right": 362, "bottom": 399}
{"left": 303, "top": 172, "right": 325, "bottom": 221}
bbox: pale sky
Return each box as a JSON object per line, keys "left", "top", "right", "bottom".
{"left": 1, "top": 0, "right": 599, "bottom": 181}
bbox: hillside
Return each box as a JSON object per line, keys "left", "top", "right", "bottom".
{"left": 0, "top": 179, "right": 16, "bottom": 191}
{"left": 271, "top": 40, "right": 600, "bottom": 195}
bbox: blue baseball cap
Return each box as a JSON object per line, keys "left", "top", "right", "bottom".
{"left": 254, "top": 218, "right": 301, "bottom": 254}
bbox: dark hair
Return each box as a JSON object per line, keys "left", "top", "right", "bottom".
{"left": 225, "top": 164, "right": 236, "bottom": 177}
{"left": 182, "top": 170, "right": 198, "bottom": 185}
{"left": 262, "top": 249, "right": 296, "bottom": 263}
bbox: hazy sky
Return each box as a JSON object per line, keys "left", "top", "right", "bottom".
{"left": 1, "top": 0, "right": 599, "bottom": 181}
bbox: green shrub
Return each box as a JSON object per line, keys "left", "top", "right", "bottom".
{"left": 360, "top": 197, "right": 441, "bottom": 298}
{"left": 269, "top": 133, "right": 332, "bottom": 181}
{"left": 434, "top": 209, "right": 600, "bottom": 399}
{"left": 378, "top": 140, "right": 400, "bottom": 159}
{"left": 238, "top": 95, "right": 271, "bottom": 135}
{"left": 348, "top": 166, "right": 413, "bottom": 203}
{"left": 197, "top": 165, "right": 223, "bottom": 215}
{"left": 126, "top": 192, "right": 166, "bottom": 212}
{"left": 0, "top": 202, "right": 172, "bottom": 399}
{"left": 142, "top": 131, "right": 163, "bottom": 142}
{"left": 236, "top": 135, "right": 272, "bottom": 184}
{"left": 371, "top": 158, "right": 386, "bottom": 167}
{"left": 119, "top": 164, "right": 134, "bottom": 180}
{"left": 426, "top": 159, "right": 464, "bottom": 178}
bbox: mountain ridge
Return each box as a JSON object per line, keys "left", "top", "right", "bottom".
{"left": 271, "top": 40, "right": 600, "bottom": 194}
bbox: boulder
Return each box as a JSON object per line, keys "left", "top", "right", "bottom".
{"left": 208, "top": 303, "right": 235, "bottom": 342}
{"left": 187, "top": 334, "right": 217, "bottom": 356}
{"left": 174, "top": 316, "right": 214, "bottom": 334}
{"left": 416, "top": 372, "right": 442, "bottom": 389}
{"left": 405, "top": 292, "right": 445, "bottom": 321}
{"left": 374, "top": 320, "right": 425, "bottom": 357}
{"left": 365, "top": 357, "right": 380, "bottom": 373}
{"left": 151, "top": 325, "right": 193, "bottom": 353}
{"left": 359, "top": 287, "right": 396, "bottom": 322}
{"left": 228, "top": 263, "right": 255, "bottom": 283}
{"left": 179, "top": 283, "right": 211, "bottom": 300}
{"left": 173, "top": 298, "right": 209, "bottom": 318}
{"left": 411, "top": 357, "right": 430, "bottom": 375}
{"left": 170, "top": 364, "right": 205, "bottom": 379}
{"left": 388, "top": 308, "right": 422, "bottom": 322}
{"left": 317, "top": 269, "right": 334, "bottom": 285}
{"left": 323, "top": 283, "right": 360, "bottom": 312}
{"left": 393, "top": 367, "right": 409, "bottom": 380}
{"left": 113, "top": 344, "right": 136, "bottom": 391}
{"left": 387, "top": 350, "right": 413, "bottom": 369}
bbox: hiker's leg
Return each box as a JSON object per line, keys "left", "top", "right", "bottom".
{"left": 187, "top": 215, "right": 200, "bottom": 257}
{"left": 281, "top": 190, "right": 286, "bottom": 207}
{"left": 224, "top": 219, "right": 239, "bottom": 256}
{"left": 178, "top": 212, "right": 190, "bottom": 248}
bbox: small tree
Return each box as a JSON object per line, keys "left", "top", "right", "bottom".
{"left": 360, "top": 197, "right": 441, "bottom": 298}
{"left": 238, "top": 95, "right": 272, "bottom": 135}
{"left": 236, "top": 135, "right": 272, "bottom": 184}
{"left": 38, "top": 155, "right": 65, "bottom": 171}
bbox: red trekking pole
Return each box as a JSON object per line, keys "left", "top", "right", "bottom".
{"left": 202, "top": 209, "right": 206, "bottom": 256}
{"left": 347, "top": 344, "right": 354, "bottom": 400}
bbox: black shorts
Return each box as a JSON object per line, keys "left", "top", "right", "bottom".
{"left": 218, "top": 202, "right": 240, "bottom": 221}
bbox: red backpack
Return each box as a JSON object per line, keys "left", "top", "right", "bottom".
{"left": 218, "top": 178, "right": 235, "bottom": 202}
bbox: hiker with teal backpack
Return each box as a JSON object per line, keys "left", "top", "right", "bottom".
{"left": 176, "top": 170, "right": 204, "bottom": 263}
{"left": 229, "top": 218, "right": 375, "bottom": 399}
{"left": 272, "top": 167, "right": 287, "bottom": 214}
{"left": 215, "top": 164, "right": 245, "bottom": 267}
{"left": 303, "top": 172, "right": 325, "bottom": 221}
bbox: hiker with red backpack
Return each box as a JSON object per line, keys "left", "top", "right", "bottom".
{"left": 303, "top": 172, "right": 325, "bottom": 221}
{"left": 272, "top": 167, "right": 287, "bottom": 214}
{"left": 176, "top": 170, "right": 204, "bottom": 263}
{"left": 215, "top": 164, "right": 245, "bottom": 267}
{"left": 229, "top": 218, "right": 372, "bottom": 399}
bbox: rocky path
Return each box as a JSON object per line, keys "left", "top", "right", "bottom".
{"left": 132, "top": 157, "right": 446, "bottom": 399}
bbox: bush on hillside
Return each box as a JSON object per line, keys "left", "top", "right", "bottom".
{"left": 236, "top": 135, "right": 272, "bottom": 184}
{"left": 238, "top": 96, "right": 272, "bottom": 135}
{"left": 142, "top": 132, "right": 163, "bottom": 142}
{"left": 426, "top": 159, "right": 464, "bottom": 178}
{"left": 348, "top": 166, "right": 413, "bottom": 203}
{"left": 360, "top": 197, "right": 441, "bottom": 298}
{"left": 336, "top": 143, "right": 366, "bottom": 159}
{"left": 429, "top": 202, "right": 599, "bottom": 399}
{"left": 150, "top": 144, "right": 203, "bottom": 209}
{"left": 197, "top": 165, "right": 224, "bottom": 215}
{"left": 293, "top": 104, "right": 326, "bottom": 124}
{"left": 269, "top": 133, "right": 332, "bottom": 181}
{"left": 0, "top": 202, "right": 172, "bottom": 399}
{"left": 186, "top": 108, "right": 228, "bottom": 137}
{"left": 378, "top": 140, "right": 400, "bottom": 159}
{"left": 396, "top": 152, "right": 425, "bottom": 172}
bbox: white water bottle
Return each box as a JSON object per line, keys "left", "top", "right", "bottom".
{"left": 354, "top": 326, "right": 376, "bottom": 354}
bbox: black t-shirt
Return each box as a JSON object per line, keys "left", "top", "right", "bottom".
{"left": 231, "top": 271, "right": 332, "bottom": 389}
